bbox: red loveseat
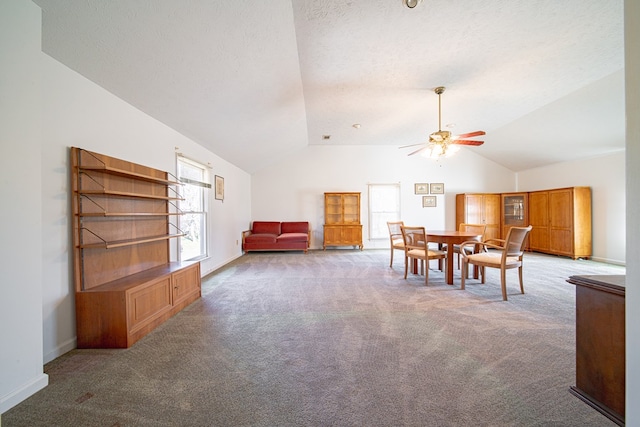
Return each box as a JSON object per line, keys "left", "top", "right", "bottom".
{"left": 242, "top": 221, "right": 310, "bottom": 253}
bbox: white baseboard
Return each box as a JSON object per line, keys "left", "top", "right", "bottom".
{"left": 44, "top": 337, "right": 77, "bottom": 365}
{"left": 590, "top": 256, "right": 626, "bottom": 267}
{"left": 201, "top": 253, "right": 243, "bottom": 277}
{"left": 0, "top": 373, "right": 48, "bottom": 414}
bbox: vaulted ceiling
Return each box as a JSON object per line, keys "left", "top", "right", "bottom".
{"left": 33, "top": 0, "right": 625, "bottom": 173}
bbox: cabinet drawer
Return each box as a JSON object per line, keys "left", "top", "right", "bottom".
{"left": 341, "top": 225, "right": 362, "bottom": 243}
{"left": 550, "top": 229, "right": 573, "bottom": 256}
{"left": 323, "top": 225, "right": 343, "bottom": 244}
{"left": 127, "top": 276, "right": 172, "bottom": 332}
{"left": 172, "top": 264, "right": 201, "bottom": 305}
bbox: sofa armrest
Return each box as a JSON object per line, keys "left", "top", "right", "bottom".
{"left": 242, "top": 229, "right": 252, "bottom": 245}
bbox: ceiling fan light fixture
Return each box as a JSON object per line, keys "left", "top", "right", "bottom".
{"left": 422, "top": 142, "right": 460, "bottom": 159}
{"left": 422, "top": 144, "right": 443, "bottom": 159}
{"left": 399, "top": 84, "right": 485, "bottom": 159}
{"left": 443, "top": 144, "right": 460, "bottom": 157}
{"left": 403, "top": 0, "right": 423, "bottom": 9}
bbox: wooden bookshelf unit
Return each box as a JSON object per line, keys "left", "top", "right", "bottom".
{"left": 71, "top": 147, "right": 201, "bottom": 348}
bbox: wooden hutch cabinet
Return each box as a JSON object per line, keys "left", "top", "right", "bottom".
{"left": 528, "top": 187, "right": 591, "bottom": 259}
{"left": 455, "top": 193, "right": 501, "bottom": 241}
{"left": 323, "top": 192, "right": 363, "bottom": 250}
{"left": 501, "top": 192, "right": 529, "bottom": 241}
{"left": 71, "top": 147, "right": 201, "bottom": 348}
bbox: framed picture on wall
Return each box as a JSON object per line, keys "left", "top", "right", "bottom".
{"left": 430, "top": 183, "right": 444, "bottom": 194}
{"left": 422, "top": 196, "right": 437, "bottom": 207}
{"left": 414, "top": 183, "right": 429, "bottom": 194}
{"left": 215, "top": 175, "right": 224, "bottom": 201}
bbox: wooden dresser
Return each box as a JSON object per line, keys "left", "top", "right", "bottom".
{"left": 567, "top": 274, "right": 625, "bottom": 426}
{"left": 323, "top": 192, "right": 363, "bottom": 250}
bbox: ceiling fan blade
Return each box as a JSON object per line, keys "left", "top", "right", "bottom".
{"left": 398, "top": 142, "right": 428, "bottom": 149}
{"left": 452, "top": 139, "right": 484, "bottom": 146}
{"left": 454, "top": 130, "right": 486, "bottom": 139}
{"left": 407, "top": 146, "right": 430, "bottom": 156}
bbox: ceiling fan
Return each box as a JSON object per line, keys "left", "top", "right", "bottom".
{"left": 400, "top": 86, "right": 485, "bottom": 158}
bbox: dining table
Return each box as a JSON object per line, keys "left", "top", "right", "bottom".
{"left": 426, "top": 230, "right": 483, "bottom": 285}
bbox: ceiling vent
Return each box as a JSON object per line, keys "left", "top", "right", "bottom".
{"left": 403, "top": 0, "right": 423, "bottom": 8}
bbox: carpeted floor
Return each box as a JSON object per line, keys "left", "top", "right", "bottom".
{"left": 3, "top": 249, "right": 625, "bottom": 426}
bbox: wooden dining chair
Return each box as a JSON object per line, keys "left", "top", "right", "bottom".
{"left": 453, "top": 223, "right": 487, "bottom": 269}
{"left": 459, "top": 225, "right": 533, "bottom": 301}
{"left": 387, "top": 221, "right": 405, "bottom": 268}
{"left": 400, "top": 226, "right": 447, "bottom": 285}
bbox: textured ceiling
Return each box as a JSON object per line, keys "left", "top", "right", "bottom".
{"left": 33, "top": 0, "right": 625, "bottom": 173}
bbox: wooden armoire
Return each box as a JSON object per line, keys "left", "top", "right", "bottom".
{"left": 528, "top": 186, "right": 592, "bottom": 259}
{"left": 455, "top": 193, "right": 501, "bottom": 241}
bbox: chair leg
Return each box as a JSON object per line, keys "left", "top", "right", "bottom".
{"left": 501, "top": 268, "right": 508, "bottom": 301}
{"left": 403, "top": 256, "right": 409, "bottom": 279}
{"left": 480, "top": 267, "right": 486, "bottom": 284}
{"left": 460, "top": 259, "right": 466, "bottom": 289}
{"left": 424, "top": 260, "right": 429, "bottom": 285}
{"left": 518, "top": 265, "right": 525, "bottom": 294}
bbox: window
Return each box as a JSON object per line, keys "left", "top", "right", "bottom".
{"left": 177, "top": 157, "right": 210, "bottom": 261}
{"left": 368, "top": 183, "right": 401, "bottom": 240}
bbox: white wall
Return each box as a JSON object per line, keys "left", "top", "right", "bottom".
{"left": 625, "top": 0, "right": 639, "bottom": 422}
{"left": 251, "top": 143, "right": 626, "bottom": 265}
{"left": 251, "top": 145, "right": 517, "bottom": 249}
{"left": 0, "top": 0, "right": 49, "bottom": 413}
{"left": 2, "top": 0, "right": 251, "bottom": 413}
{"left": 39, "top": 54, "right": 251, "bottom": 364}
{"left": 517, "top": 152, "right": 626, "bottom": 264}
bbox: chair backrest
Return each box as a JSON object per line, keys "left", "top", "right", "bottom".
{"left": 400, "top": 226, "right": 427, "bottom": 251}
{"left": 388, "top": 221, "right": 404, "bottom": 244}
{"left": 504, "top": 225, "right": 533, "bottom": 255}
{"left": 459, "top": 223, "right": 487, "bottom": 240}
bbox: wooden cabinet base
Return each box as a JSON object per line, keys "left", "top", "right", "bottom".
{"left": 567, "top": 274, "right": 625, "bottom": 426}
{"left": 569, "top": 386, "right": 624, "bottom": 426}
{"left": 76, "top": 262, "right": 201, "bottom": 348}
{"left": 323, "top": 225, "right": 363, "bottom": 250}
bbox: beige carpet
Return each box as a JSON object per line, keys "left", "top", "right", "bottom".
{"left": 3, "top": 249, "right": 625, "bottom": 426}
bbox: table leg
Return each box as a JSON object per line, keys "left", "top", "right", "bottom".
{"left": 446, "top": 244, "right": 454, "bottom": 285}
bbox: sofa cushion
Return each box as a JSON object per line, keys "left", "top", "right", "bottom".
{"left": 277, "top": 233, "right": 308, "bottom": 243}
{"left": 252, "top": 221, "right": 281, "bottom": 235}
{"left": 244, "top": 233, "right": 278, "bottom": 244}
{"left": 281, "top": 221, "right": 309, "bottom": 234}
